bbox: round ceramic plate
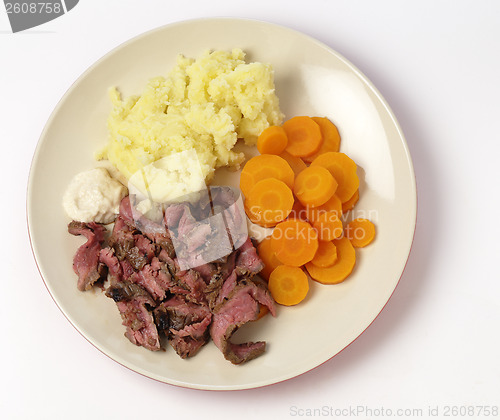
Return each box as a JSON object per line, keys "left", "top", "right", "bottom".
{"left": 27, "top": 18, "right": 416, "bottom": 390}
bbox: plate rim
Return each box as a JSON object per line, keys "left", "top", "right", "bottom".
{"left": 26, "top": 16, "right": 417, "bottom": 391}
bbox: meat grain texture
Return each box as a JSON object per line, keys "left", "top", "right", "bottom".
{"left": 69, "top": 187, "right": 276, "bottom": 364}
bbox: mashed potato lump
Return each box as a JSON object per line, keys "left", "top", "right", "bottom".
{"left": 97, "top": 49, "right": 284, "bottom": 185}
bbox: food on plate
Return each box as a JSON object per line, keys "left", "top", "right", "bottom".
{"left": 302, "top": 117, "right": 341, "bottom": 163}
{"left": 305, "top": 236, "right": 356, "bottom": 284}
{"left": 293, "top": 165, "right": 338, "bottom": 208}
{"left": 64, "top": 42, "right": 377, "bottom": 363}
{"left": 341, "top": 189, "right": 359, "bottom": 213}
{"left": 69, "top": 187, "right": 276, "bottom": 364}
{"left": 239, "top": 154, "right": 294, "bottom": 198}
{"left": 282, "top": 116, "right": 322, "bottom": 157}
{"left": 310, "top": 152, "right": 359, "bottom": 203}
{"left": 345, "top": 218, "right": 376, "bottom": 248}
{"left": 63, "top": 168, "right": 128, "bottom": 224}
{"left": 256, "top": 236, "right": 282, "bottom": 280}
{"left": 310, "top": 240, "right": 337, "bottom": 268}
{"left": 244, "top": 178, "right": 294, "bottom": 227}
{"left": 270, "top": 219, "right": 319, "bottom": 267}
{"left": 268, "top": 265, "right": 309, "bottom": 306}
{"left": 257, "top": 125, "right": 288, "bottom": 155}
{"left": 239, "top": 115, "right": 376, "bottom": 306}
{"left": 304, "top": 194, "right": 342, "bottom": 223}
{"left": 278, "top": 150, "right": 307, "bottom": 176}
{"left": 97, "top": 49, "right": 284, "bottom": 182}
{"left": 312, "top": 211, "right": 344, "bottom": 241}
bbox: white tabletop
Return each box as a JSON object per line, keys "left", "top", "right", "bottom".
{"left": 2, "top": 1, "right": 499, "bottom": 419}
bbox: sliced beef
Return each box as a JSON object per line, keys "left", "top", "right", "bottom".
{"left": 68, "top": 221, "right": 106, "bottom": 291}
{"left": 129, "top": 257, "right": 176, "bottom": 301}
{"left": 235, "top": 236, "right": 265, "bottom": 275}
{"left": 109, "top": 216, "right": 135, "bottom": 260}
{"left": 154, "top": 295, "right": 212, "bottom": 358}
{"left": 105, "top": 280, "right": 152, "bottom": 303}
{"left": 69, "top": 188, "right": 277, "bottom": 363}
{"left": 116, "top": 295, "right": 160, "bottom": 351}
{"left": 99, "top": 247, "right": 122, "bottom": 283}
{"left": 210, "top": 279, "right": 276, "bottom": 364}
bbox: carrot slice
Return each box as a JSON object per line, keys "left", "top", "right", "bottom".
{"left": 289, "top": 200, "right": 308, "bottom": 221}
{"left": 268, "top": 265, "right": 309, "bottom": 306}
{"left": 283, "top": 116, "right": 323, "bottom": 157}
{"left": 342, "top": 189, "right": 359, "bottom": 213}
{"left": 311, "top": 240, "right": 338, "bottom": 267}
{"left": 257, "top": 125, "right": 288, "bottom": 155}
{"left": 257, "top": 236, "right": 282, "bottom": 280}
{"left": 279, "top": 150, "right": 307, "bottom": 176}
{"left": 302, "top": 117, "right": 341, "bottom": 163}
{"left": 271, "top": 219, "right": 319, "bottom": 266}
{"left": 245, "top": 178, "right": 294, "bottom": 227}
{"left": 310, "top": 152, "right": 359, "bottom": 203}
{"left": 305, "top": 194, "right": 343, "bottom": 223}
{"left": 239, "top": 154, "right": 294, "bottom": 198}
{"left": 345, "top": 218, "right": 376, "bottom": 247}
{"left": 254, "top": 305, "right": 269, "bottom": 320}
{"left": 312, "top": 211, "right": 343, "bottom": 241}
{"left": 305, "top": 236, "right": 356, "bottom": 284}
{"left": 294, "top": 166, "right": 338, "bottom": 208}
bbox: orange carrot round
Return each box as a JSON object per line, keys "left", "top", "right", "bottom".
{"left": 245, "top": 178, "right": 294, "bottom": 227}
{"left": 289, "top": 200, "right": 308, "bottom": 221}
{"left": 345, "top": 218, "right": 376, "bottom": 247}
{"left": 294, "top": 166, "right": 338, "bottom": 208}
{"left": 312, "top": 211, "right": 343, "bottom": 241}
{"left": 302, "top": 117, "right": 341, "bottom": 163}
{"left": 279, "top": 150, "right": 307, "bottom": 176}
{"left": 257, "top": 125, "right": 288, "bottom": 155}
{"left": 270, "top": 219, "right": 318, "bottom": 266}
{"left": 342, "top": 189, "right": 359, "bottom": 213}
{"left": 257, "top": 236, "right": 282, "bottom": 280}
{"left": 305, "top": 236, "right": 356, "bottom": 284}
{"left": 310, "top": 152, "right": 359, "bottom": 203}
{"left": 239, "top": 154, "right": 294, "bottom": 198}
{"left": 311, "top": 240, "right": 338, "bottom": 268}
{"left": 268, "top": 265, "right": 309, "bottom": 306}
{"left": 305, "top": 194, "right": 342, "bottom": 223}
{"left": 283, "top": 116, "right": 323, "bottom": 157}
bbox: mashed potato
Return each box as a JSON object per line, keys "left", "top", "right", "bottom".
{"left": 97, "top": 49, "right": 284, "bottom": 186}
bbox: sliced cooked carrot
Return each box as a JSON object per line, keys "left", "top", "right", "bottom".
{"left": 345, "top": 218, "right": 376, "bottom": 247}
{"left": 312, "top": 211, "right": 343, "bottom": 241}
{"left": 310, "top": 152, "right": 359, "bottom": 203}
{"left": 245, "top": 178, "right": 294, "bottom": 227}
{"left": 302, "top": 117, "right": 341, "bottom": 163}
{"left": 294, "top": 166, "right": 338, "bottom": 208}
{"left": 305, "top": 194, "right": 343, "bottom": 223}
{"left": 283, "top": 116, "right": 323, "bottom": 158}
{"left": 305, "top": 236, "right": 356, "bottom": 284}
{"left": 342, "top": 189, "right": 359, "bottom": 213}
{"left": 257, "top": 125, "right": 288, "bottom": 155}
{"left": 239, "top": 154, "right": 294, "bottom": 198}
{"left": 257, "top": 236, "right": 282, "bottom": 280}
{"left": 268, "top": 265, "right": 309, "bottom": 306}
{"left": 279, "top": 150, "right": 308, "bottom": 176}
{"left": 311, "top": 240, "right": 338, "bottom": 268}
{"left": 289, "top": 200, "right": 308, "bottom": 221}
{"left": 271, "top": 219, "right": 319, "bottom": 266}
{"left": 254, "top": 305, "right": 269, "bottom": 320}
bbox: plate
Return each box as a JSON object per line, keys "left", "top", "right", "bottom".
{"left": 27, "top": 18, "right": 416, "bottom": 390}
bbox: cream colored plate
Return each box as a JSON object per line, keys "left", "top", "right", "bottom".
{"left": 27, "top": 18, "right": 416, "bottom": 390}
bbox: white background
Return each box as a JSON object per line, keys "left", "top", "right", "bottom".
{"left": 2, "top": 1, "right": 499, "bottom": 419}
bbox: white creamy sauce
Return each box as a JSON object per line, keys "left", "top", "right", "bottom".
{"left": 63, "top": 168, "right": 128, "bottom": 224}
